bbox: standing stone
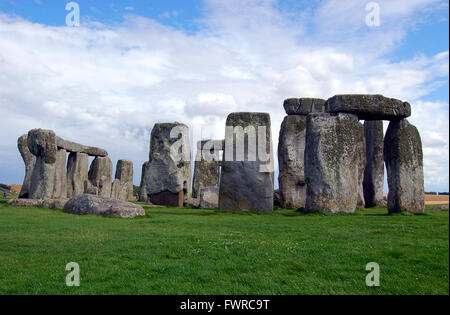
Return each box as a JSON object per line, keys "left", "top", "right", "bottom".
{"left": 363, "top": 120, "right": 385, "bottom": 207}
{"left": 384, "top": 119, "right": 424, "bottom": 213}
{"left": 27, "top": 129, "right": 58, "bottom": 200}
{"left": 305, "top": 113, "right": 365, "bottom": 213}
{"left": 111, "top": 160, "right": 134, "bottom": 201}
{"left": 18, "top": 135, "right": 36, "bottom": 198}
{"left": 88, "top": 156, "right": 112, "bottom": 197}
{"left": 138, "top": 161, "right": 149, "bottom": 202}
{"left": 66, "top": 152, "right": 89, "bottom": 198}
{"left": 200, "top": 186, "right": 220, "bottom": 209}
{"left": 53, "top": 149, "right": 67, "bottom": 199}
{"left": 219, "top": 112, "right": 274, "bottom": 212}
{"left": 356, "top": 132, "right": 366, "bottom": 209}
{"left": 278, "top": 115, "right": 307, "bottom": 209}
{"left": 192, "top": 140, "right": 222, "bottom": 198}
{"left": 145, "top": 123, "right": 191, "bottom": 207}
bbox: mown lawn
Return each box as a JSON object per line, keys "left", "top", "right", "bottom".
{"left": 0, "top": 198, "right": 448, "bottom": 295}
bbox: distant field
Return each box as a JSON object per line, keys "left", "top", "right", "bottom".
{"left": 424, "top": 195, "right": 449, "bottom": 205}
{"left": 0, "top": 198, "right": 448, "bottom": 295}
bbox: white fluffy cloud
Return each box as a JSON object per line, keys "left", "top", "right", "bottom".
{"left": 0, "top": 0, "right": 448, "bottom": 192}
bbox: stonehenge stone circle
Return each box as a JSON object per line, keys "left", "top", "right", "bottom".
{"left": 145, "top": 123, "right": 191, "bottom": 207}
{"left": 66, "top": 152, "right": 89, "bottom": 198}
{"left": 88, "top": 156, "right": 113, "bottom": 197}
{"left": 192, "top": 140, "right": 222, "bottom": 199}
{"left": 138, "top": 161, "right": 149, "bottom": 202}
{"left": 18, "top": 129, "right": 109, "bottom": 200}
{"left": 325, "top": 94, "right": 411, "bottom": 120}
{"left": 111, "top": 160, "right": 134, "bottom": 201}
{"left": 283, "top": 98, "right": 326, "bottom": 115}
{"left": 363, "top": 120, "right": 385, "bottom": 207}
{"left": 27, "top": 129, "right": 58, "bottom": 199}
{"left": 219, "top": 112, "right": 274, "bottom": 212}
{"left": 305, "top": 113, "right": 365, "bottom": 213}
{"left": 17, "top": 134, "right": 36, "bottom": 198}
{"left": 64, "top": 194, "right": 145, "bottom": 218}
{"left": 384, "top": 119, "right": 424, "bottom": 213}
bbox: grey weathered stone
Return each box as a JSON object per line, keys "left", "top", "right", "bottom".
{"left": 356, "top": 130, "right": 366, "bottom": 209}
{"left": 42, "top": 199, "right": 68, "bottom": 209}
{"left": 27, "top": 129, "right": 57, "bottom": 199}
{"left": 111, "top": 160, "right": 134, "bottom": 201}
{"left": 64, "top": 194, "right": 145, "bottom": 218}
{"left": 283, "top": 98, "right": 326, "bottom": 115}
{"left": 219, "top": 112, "right": 274, "bottom": 212}
{"left": 88, "top": 156, "right": 112, "bottom": 197}
{"left": 273, "top": 189, "right": 281, "bottom": 207}
{"left": 278, "top": 115, "right": 307, "bottom": 209}
{"left": 325, "top": 94, "right": 411, "bottom": 120}
{"left": 53, "top": 149, "right": 67, "bottom": 199}
{"left": 305, "top": 113, "right": 365, "bottom": 213}
{"left": 199, "top": 186, "right": 219, "bottom": 208}
{"left": 363, "top": 120, "right": 385, "bottom": 207}
{"left": 384, "top": 119, "right": 424, "bottom": 214}
{"left": 432, "top": 205, "right": 449, "bottom": 211}
{"left": 18, "top": 135, "right": 36, "bottom": 198}
{"left": 192, "top": 140, "right": 222, "bottom": 198}
{"left": 7, "top": 199, "right": 44, "bottom": 207}
{"left": 56, "top": 137, "right": 107, "bottom": 157}
{"left": 66, "top": 152, "right": 89, "bottom": 198}
{"left": 138, "top": 161, "right": 149, "bottom": 202}
{"left": 145, "top": 123, "right": 191, "bottom": 207}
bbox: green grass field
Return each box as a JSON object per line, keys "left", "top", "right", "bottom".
{"left": 0, "top": 198, "right": 448, "bottom": 295}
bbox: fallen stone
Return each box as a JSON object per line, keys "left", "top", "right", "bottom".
{"left": 146, "top": 123, "right": 191, "bottom": 207}
{"left": 17, "top": 134, "right": 36, "bottom": 198}
{"left": 7, "top": 198, "right": 44, "bottom": 207}
{"left": 111, "top": 160, "right": 134, "bottom": 201}
{"left": 200, "top": 186, "right": 219, "bottom": 208}
{"left": 305, "top": 113, "right": 365, "bottom": 213}
{"left": 325, "top": 94, "right": 411, "bottom": 120}
{"left": 283, "top": 98, "right": 326, "bottom": 115}
{"left": 384, "top": 119, "right": 424, "bottom": 214}
{"left": 278, "top": 115, "right": 307, "bottom": 209}
{"left": 42, "top": 199, "right": 68, "bottom": 209}
{"left": 219, "top": 112, "right": 274, "bottom": 212}
{"left": 56, "top": 137, "right": 108, "bottom": 157}
{"left": 363, "top": 120, "right": 385, "bottom": 207}
{"left": 432, "top": 205, "right": 449, "bottom": 211}
{"left": 64, "top": 194, "right": 145, "bottom": 218}
{"left": 88, "top": 156, "right": 112, "bottom": 197}
{"left": 66, "top": 152, "right": 89, "bottom": 198}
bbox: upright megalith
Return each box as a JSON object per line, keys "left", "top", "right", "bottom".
{"left": 363, "top": 120, "right": 385, "bottom": 207}
{"left": 138, "top": 161, "right": 149, "bottom": 202}
{"left": 27, "top": 129, "right": 58, "bottom": 199}
{"left": 278, "top": 115, "right": 307, "bottom": 209}
{"left": 88, "top": 156, "right": 112, "bottom": 197}
{"left": 17, "top": 135, "right": 36, "bottom": 198}
{"left": 66, "top": 152, "right": 89, "bottom": 198}
{"left": 192, "top": 140, "right": 222, "bottom": 199}
{"left": 145, "top": 123, "right": 191, "bottom": 207}
{"left": 111, "top": 160, "right": 134, "bottom": 201}
{"left": 53, "top": 149, "right": 67, "bottom": 199}
{"left": 278, "top": 98, "right": 326, "bottom": 209}
{"left": 305, "top": 113, "right": 365, "bottom": 213}
{"left": 384, "top": 119, "right": 424, "bottom": 213}
{"left": 219, "top": 112, "right": 274, "bottom": 212}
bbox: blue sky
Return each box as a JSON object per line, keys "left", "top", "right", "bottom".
{"left": 0, "top": 0, "right": 448, "bottom": 192}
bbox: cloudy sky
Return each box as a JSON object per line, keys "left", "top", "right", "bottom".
{"left": 0, "top": 0, "right": 448, "bottom": 192}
